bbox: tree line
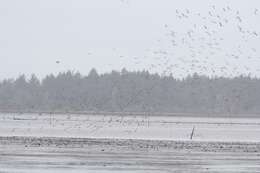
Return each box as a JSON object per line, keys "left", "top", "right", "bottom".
{"left": 0, "top": 68, "right": 259, "bottom": 115}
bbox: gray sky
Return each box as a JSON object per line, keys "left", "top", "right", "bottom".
{"left": 0, "top": 0, "right": 260, "bottom": 79}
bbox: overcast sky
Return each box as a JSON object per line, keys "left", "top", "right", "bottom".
{"left": 0, "top": 0, "right": 260, "bottom": 79}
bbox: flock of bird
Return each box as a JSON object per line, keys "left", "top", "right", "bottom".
{"left": 127, "top": 6, "right": 260, "bottom": 78}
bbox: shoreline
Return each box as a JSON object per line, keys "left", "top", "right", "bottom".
{"left": 1, "top": 136, "right": 259, "bottom": 153}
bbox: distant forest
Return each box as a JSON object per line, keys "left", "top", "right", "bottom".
{"left": 0, "top": 68, "right": 260, "bottom": 115}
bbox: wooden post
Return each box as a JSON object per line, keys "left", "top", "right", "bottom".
{"left": 190, "top": 126, "right": 195, "bottom": 140}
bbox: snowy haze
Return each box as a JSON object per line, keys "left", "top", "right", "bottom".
{"left": 0, "top": 0, "right": 260, "bottom": 79}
